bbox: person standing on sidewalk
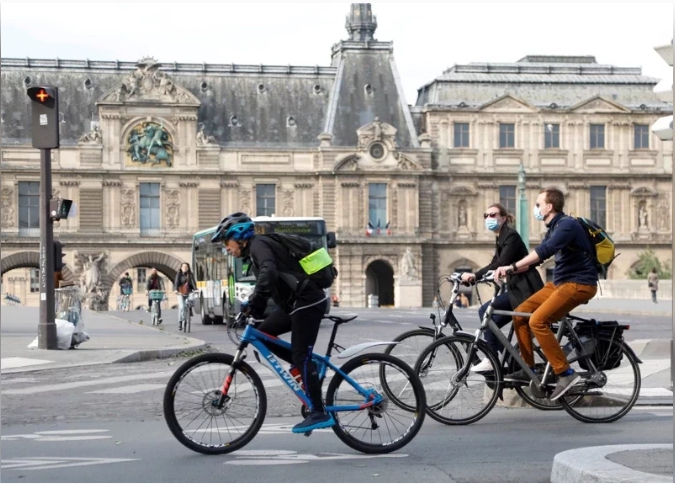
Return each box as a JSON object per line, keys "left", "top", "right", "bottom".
{"left": 494, "top": 187, "right": 598, "bottom": 401}
{"left": 648, "top": 268, "right": 659, "bottom": 304}
{"left": 174, "top": 263, "right": 197, "bottom": 331}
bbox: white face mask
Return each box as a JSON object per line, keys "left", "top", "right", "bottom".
{"left": 533, "top": 205, "right": 545, "bottom": 221}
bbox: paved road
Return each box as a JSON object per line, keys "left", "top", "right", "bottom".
{"left": 1, "top": 406, "right": 671, "bottom": 482}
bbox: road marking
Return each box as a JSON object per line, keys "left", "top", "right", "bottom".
{"left": 2, "top": 370, "right": 174, "bottom": 395}
{"left": 86, "top": 384, "right": 166, "bottom": 394}
{"left": 1, "top": 457, "right": 139, "bottom": 471}
{"left": 1, "top": 357, "right": 54, "bottom": 370}
{"left": 226, "top": 449, "right": 408, "bottom": 466}
{"left": 2, "top": 430, "right": 112, "bottom": 442}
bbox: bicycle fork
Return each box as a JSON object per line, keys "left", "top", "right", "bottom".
{"left": 216, "top": 345, "right": 248, "bottom": 409}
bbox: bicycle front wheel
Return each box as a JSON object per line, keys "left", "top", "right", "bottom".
{"left": 163, "top": 353, "right": 267, "bottom": 455}
{"left": 414, "top": 334, "right": 501, "bottom": 425}
{"left": 326, "top": 353, "right": 426, "bottom": 454}
{"left": 560, "top": 337, "right": 641, "bottom": 423}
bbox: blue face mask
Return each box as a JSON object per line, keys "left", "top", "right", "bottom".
{"left": 534, "top": 205, "right": 545, "bottom": 221}
{"left": 485, "top": 218, "right": 500, "bottom": 232}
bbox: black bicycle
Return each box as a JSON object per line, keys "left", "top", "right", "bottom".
{"left": 414, "top": 271, "right": 642, "bottom": 425}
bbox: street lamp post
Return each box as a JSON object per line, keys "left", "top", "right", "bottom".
{"left": 516, "top": 163, "right": 529, "bottom": 250}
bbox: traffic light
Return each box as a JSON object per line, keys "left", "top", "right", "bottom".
{"left": 53, "top": 240, "right": 66, "bottom": 271}
{"left": 50, "top": 198, "right": 74, "bottom": 221}
{"left": 26, "top": 86, "right": 59, "bottom": 149}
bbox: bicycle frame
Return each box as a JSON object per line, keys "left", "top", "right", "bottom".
{"left": 218, "top": 322, "right": 383, "bottom": 413}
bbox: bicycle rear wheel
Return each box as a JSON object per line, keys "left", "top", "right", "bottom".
{"left": 560, "top": 337, "right": 640, "bottom": 423}
{"left": 326, "top": 353, "right": 426, "bottom": 454}
{"left": 163, "top": 353, "right": 267, "bottom": 454}
{"left": 414, "top": 334, "right": 501, "bottom": 425}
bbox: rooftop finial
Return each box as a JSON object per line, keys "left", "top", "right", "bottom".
{"left": 345, "top": 3, "right": 377, "bottom": 42}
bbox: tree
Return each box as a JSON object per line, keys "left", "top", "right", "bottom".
{"left": 627, "top": 249, "right": 671, "bottom": 279}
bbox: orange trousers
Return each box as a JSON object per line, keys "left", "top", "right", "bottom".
{"left": 513, "top": 281, "right": 597, "bottom": 374}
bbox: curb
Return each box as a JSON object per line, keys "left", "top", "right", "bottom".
{"left": 551, "top": 444, "right": 673, "bottom": 483}
{"left": 112, "top": 340, "right": 209, "bottom": 363}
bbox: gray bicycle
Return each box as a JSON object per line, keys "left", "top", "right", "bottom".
{"left": 414, "top": 271, "right": 642, "bottom": 425}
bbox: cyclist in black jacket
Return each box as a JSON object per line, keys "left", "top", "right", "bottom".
{"left": 212, "top": 212, "right": 332, "bottom": 434}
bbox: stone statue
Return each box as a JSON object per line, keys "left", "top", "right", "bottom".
{"left": 1, "top": 187, "right": 14, "bottom": 228}
{"left": 458, "top": 202, "right": 468, "bottom": 227}
{"left": 372, "top": 117, "right": 383, "bottom": 141}
{"left": 638, "top": 203, "right": 648, "bottom": 229}
{"left": 397, "top": 156, "right": 417, "bottom": 171}
{"left": 79, "top": 125, "right": 102, "bottom": 143}
{"left": 196, "top": 126, "right": 217, "bottom": 146}
{"left": 399, "top": 248, "right": 418, "bottom": 280}
{"left": 80, "top": 253, "right": 106, "bottom": 295}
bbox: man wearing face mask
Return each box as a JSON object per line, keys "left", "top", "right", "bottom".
{"left": 494, "top": 187, "right": 598, "bottom": 401}
{"left": 461, "top": 203, "right": 544, "bottom": 371}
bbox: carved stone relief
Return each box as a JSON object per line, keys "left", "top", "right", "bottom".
{"left": 121, "top": 189, "right": 136, "bottom": 228}
{"left": 166, "top": 190, "right": 180, "bottom": 229}
{"left": 1, "top": 187, "right": 14, "bottom": 228}
{"left": 240, "top": 189, "right": 251, "bottom": 214}
{"left": 79, "top": 125, "right": 102, "bottom": 143}
{"left": 196, "top": 126, "right": 217, "bottom": 146}
{"left": 391, "top": 186, "right": 398, "bottom": 230}
{"left": 657, "top": 197, "right": 670, "bottom": 231}
{"left": 282, "top": 190, "right": 294, "bottom": 217}
{"left": 399, "top": 248, "right": 419, "bottom": 281}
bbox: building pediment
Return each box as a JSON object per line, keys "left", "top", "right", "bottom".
{"left": 97, "top": 57, "right": 200, "bottom": 106}
{"left": 570, "top": 95, "right": 630, "bottom": 114}
{"left": 448, "top": 185, "right": 478, "bottom": 196}
{"left": 479, "top": 94, "right": 536, "bottom": 113}
{"left": 630, "top": 186, "right": 658, "bottom": 197}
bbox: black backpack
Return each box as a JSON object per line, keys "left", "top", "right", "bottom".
{"left": 263, "top": 233, "right": 338, "bottom": 291}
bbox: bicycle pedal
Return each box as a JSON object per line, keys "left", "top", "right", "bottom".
{"left": 303, "top": 431, "right": 312, "bottom": 437}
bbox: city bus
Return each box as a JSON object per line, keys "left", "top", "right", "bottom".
{"left": 192, "top": 216, "right": 337, "bottom": 325}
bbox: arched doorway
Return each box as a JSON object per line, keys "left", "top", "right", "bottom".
{"left": 102, "top": 251, "right": 183, "bottom": 310}
{"left": 365, "top": 260, "right": 394, "bottom": 307}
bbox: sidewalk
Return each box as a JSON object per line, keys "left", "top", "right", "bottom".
{"left": 551, "top": 444, "right": 673, "bottom": 483}
{"left": 0, "top": 306, "right": 207, "bottom": 374}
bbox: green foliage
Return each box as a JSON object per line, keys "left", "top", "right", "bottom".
{"left": 627, "top": 249, "right": 671, "bottom": 279}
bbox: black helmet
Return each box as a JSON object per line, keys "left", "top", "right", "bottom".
{"left": 212, "top": 212, "right": 255, "bottom": 243}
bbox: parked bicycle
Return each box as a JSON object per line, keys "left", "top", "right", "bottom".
{"left": 414, "top": 271, "right": 642, "bottom": 425}
{"left": 148, "top": 290, "right": 164, "bottom": 326}
{"left": 163, "top": 311, "right": 426, "bottom": 455}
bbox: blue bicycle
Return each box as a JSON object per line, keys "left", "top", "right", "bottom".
{"left": 163, "top": 312, "right": 426, "bottom": 455}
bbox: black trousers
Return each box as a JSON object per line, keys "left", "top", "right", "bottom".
{"left": 257, "top": 300, "right": 326, "bottom": 412}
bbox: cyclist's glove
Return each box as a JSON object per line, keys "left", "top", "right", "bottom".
{"left": 240, "top": 300, "right": 251, "bottom": 315}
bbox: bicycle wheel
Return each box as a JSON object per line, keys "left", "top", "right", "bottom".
{"left": 163, "top": 353, "right": 267, "bottom": 455}
{"left": 415, "top": 334, "right": 501, "bottom": 425}
{"left": 326, "top": 353, "right": 426, "bottom": 454}
{"left": 381, "top": 329, "right": 444, "bottom": 411}
{"left": 560, "top": 337, "right": 641, "bottom": 423}
{"left": 508, "top": 344, "right": 563, "bottom": 411}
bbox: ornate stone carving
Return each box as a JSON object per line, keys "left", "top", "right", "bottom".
{"left": 166, "top": 190, "right": 180, "bottom": 228}
{"left": 220, "top": 181, "right": 239, "bottom": 188}
{"left": 357, "top": 117, "right": 397, "bottom": 150}
{"left": 282, "top": 190, "right": 294, "bottom": 217}
{"left": 399, "top": 248, "right": 419, "bottom": 281}
{"left": 657, "top": 197, "right": 670, "bottom": 231}
{"left": 1, "top": 187, "right": 14, "bottom": 228}
{"left": 100, "top": 57, "right": 198, "bottom": 104}
{"left": 638, "top": 201, "right": 649, "bottom": 231}
{"left": 391, "top": 186, "right": 398, "bottom": 230}
{"left": 121, "top": 189, "right": 136, "bottom": 228}
{"left": 240, "top": 189, "right": 251, "bottom": 214}
{"left": 196, "top": 126, "right": 217, "bottom": 146}
{"left": 60, "top": 180, "right": 81, "bottom": 186}
{"left": 77, "top": 252, "right": 108, "bottom": 311}
{"left": 395, "top": 153, "right": 421, "bottom": 171}
{"left": 334, "top": 154, "right": 360, "bottom": 171}
{"left": 79, "top": 125, "right": 102, "bottom": 143}
{"left": 126, "top": 121, "right": 173, "bottom": 167}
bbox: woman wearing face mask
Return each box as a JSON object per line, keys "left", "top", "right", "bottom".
{"left": 460, "top": 203, "right": 544, "bottom": 371}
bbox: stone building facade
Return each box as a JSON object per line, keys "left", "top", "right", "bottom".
{"left": 1, "top": 4, "right": 672, "bottom": 309}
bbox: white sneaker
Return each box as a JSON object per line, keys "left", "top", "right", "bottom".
{"left": 470, "top": 358, "right": 493, "bottom": 372}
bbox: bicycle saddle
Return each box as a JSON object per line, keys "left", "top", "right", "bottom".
{"left": 324, "top": 313, "right": 358, "bottom": 324}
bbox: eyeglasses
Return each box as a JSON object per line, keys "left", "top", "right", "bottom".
{"left": 483, "top": 212, "right": 500, "bottom": 219}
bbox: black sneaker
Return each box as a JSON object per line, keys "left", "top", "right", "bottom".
{"left": 291, "top": 411, "right": 335, "bottom": 434}
{"left": 504, "top": 368, "right": 533, "bottom": 383}
{"left": 550, "top": 371, "right": 581, "bottom": 401}
{"left": 178, "top": 322, "right": 182, "bottom": 331}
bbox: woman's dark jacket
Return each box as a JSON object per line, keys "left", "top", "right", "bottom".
{"left": 174, "top": 271, "right": 197, "bottom": 293}
{"left": 474, "top": 223, "right": 544, "bottom": 307}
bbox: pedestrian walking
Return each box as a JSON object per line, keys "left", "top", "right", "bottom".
{"left": 647, "top": 268, "right": 659, "bottom": 303}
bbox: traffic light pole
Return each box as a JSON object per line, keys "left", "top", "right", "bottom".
{"left": 38, "top": 147, "right": 57, "bottom": 349}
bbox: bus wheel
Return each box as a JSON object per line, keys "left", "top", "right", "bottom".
{"left": 200, "top": 295, "right": 213, "bottom": 325}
